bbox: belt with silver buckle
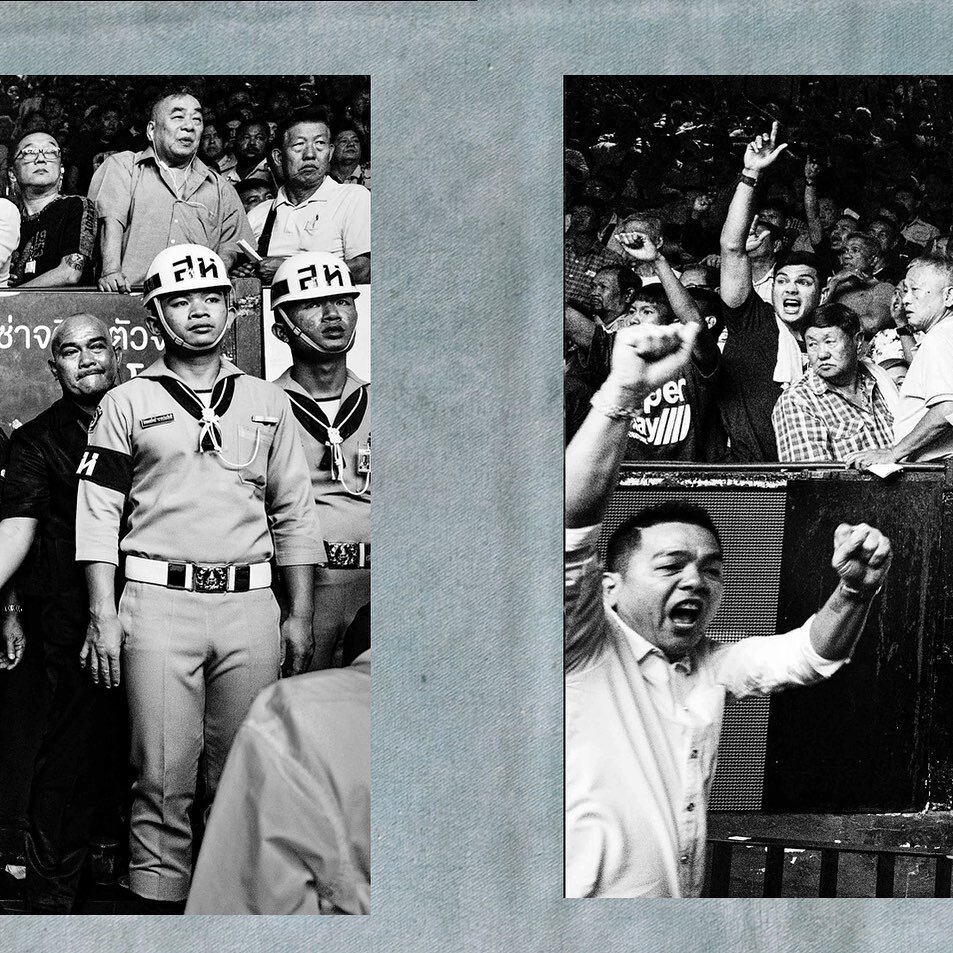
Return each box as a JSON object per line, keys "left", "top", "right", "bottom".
{"left": 324, "top": 541, "right": 370, "bottom": 569}
{"left": 124, "top": 555, "right": 272, "bottom": 593}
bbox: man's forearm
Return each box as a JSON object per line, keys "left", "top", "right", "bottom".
{"left": 566, "top": 377, "right": 641, "bottom": 528}
{"left": 279, "top": 563, "right": 315, "bottom": 621}
{"left": 84, "top": 561, "right": 118, "bottom": 615}
{"left": 810, "top": 580, "right": 877, "bottom": 661}
{"left": 719, "top": 176, "right": 757, "bottom": 307}
{"left": 0, "top": 518, "right": 38, "bottom": 593}
{"left": 99, "top": 219, "right": 124, "bottom": 274}
{"left": 17, "top": 256, "right": 86, "bottom": 288}
{"left": 891, "top": 401, "right": 953, "bottom": 462}
{"left": 804, "top": 182, "right": 823, "bottom": 246}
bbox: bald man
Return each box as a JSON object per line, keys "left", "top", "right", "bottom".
{"left": 0, "top": 313, "right": 124, "bottom": 913}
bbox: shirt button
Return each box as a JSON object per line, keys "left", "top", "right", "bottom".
{"left": 686, "top": 802, "right": 695, "bottom": 812}
{"left": 680, "top": 854, "right": 690, "bottom": 864}
{"left": 690, "top": 749, "right": 699, "bottom": 759}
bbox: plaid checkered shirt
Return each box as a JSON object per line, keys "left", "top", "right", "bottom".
{"left": 564, "top": 238, "right": 623, "bottom": 302}
{"left": 772, "top": 361, "right": 896, "bottom": 462}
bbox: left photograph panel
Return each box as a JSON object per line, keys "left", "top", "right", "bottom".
{"left": 0, "top": 74, "right": 371, "bottom": 915}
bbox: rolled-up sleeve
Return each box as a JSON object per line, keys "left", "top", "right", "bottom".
{"left": 711, "top": 614, "right": 848, "bottom": 699}
{"left": 565, "top": 524, "right": 608, "bottom": 673}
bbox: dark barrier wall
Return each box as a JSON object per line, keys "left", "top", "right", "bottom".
{"left": 601, "top": 464, "right": 953, "bottom": 815}
{"left": 765, "top": 469, "right": 953, "bottom": 812}
{"left": 0, "top": 280, "right": 264, "bottom": 830}
{"left": 0, "top": 278, "right": 263, "bottom": 432}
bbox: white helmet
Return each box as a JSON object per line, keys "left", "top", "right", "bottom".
{"left": 271, "top": 252, "right": 360, "bottom": 354}
{"left": 142, "top": 244, "right": 234, "bottom": 351}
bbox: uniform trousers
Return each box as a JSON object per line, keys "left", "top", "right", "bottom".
{"left": 118, "top": 581, "right": 281, "bottom": 901}
{"left": 310, "top": 566, "right": 370, "bottom": 670}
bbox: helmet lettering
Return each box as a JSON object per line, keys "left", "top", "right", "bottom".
{"left": 172, "top": 256, "right": 194, "bottom": 281}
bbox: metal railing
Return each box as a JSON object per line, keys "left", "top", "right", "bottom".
{"left": 706, "top": 835, "right": 953, "bottom": 897}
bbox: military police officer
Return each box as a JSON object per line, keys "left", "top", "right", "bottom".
{"left": 75, "top": 243, "right": 323, "bottom": 910}
{"left": 270, "top": 252, "right": 370, "bottom": 670}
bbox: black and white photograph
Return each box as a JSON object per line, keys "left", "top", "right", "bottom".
{"left": 565, "top": 75, "right": 953, "bottom": 898}
{"left": 0, "top": 73, "right": 371, "bottom": 915}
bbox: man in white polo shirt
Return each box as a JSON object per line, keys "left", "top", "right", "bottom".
{"left": 847, "top": 254, "right": 953, "bottom": 469}
{"left": 242, "top": 109, "right": 370, "bottom": 285}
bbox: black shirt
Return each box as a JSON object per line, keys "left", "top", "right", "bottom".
{"left": 9, "top": 195, "right": 97, "bottom": 287}
{"left": 716, "top": 292, "right": 805, "bottom": 463}
{"left": 0, "top": 396, "right": 93, "bottom": 601}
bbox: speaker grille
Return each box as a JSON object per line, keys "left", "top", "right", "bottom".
{"left": 598, "top": 485, "right": 787, "bottom": 810}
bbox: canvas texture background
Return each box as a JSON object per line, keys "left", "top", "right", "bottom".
{"left": 0, "top": 0, "right": 949, "bottom": 948}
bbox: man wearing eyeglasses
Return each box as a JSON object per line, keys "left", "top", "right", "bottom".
{"left": 9, "top": 131, "right": 96, "bottom": 288}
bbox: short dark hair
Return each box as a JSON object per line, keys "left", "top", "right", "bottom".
{"left": 273, "top": 107, "right": 332, "bottom": 152}
{"left": 844, "top": 232, "right": 882, "bottom": 261}
{"left": 148, "top": 85, "right": 202, "bottom": 123}
{"left": 594, "top": 264, "right": 641, "bottom": 298}
{"left": 606, "top": 502, "right": 723, "bottom": 575}
{"left": 629, "top": 284, "right": 673, "bottom": 323}
{"left": 807, "top": 302, "right": 861, "bottom": 338}
{"left": 773, "top": 251, "right": 822, "bottom": 281}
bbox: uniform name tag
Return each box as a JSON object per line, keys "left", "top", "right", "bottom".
{"left": 140, "top": 413, "right": 175, "bottom": 429}
{"left": 251, "top": 415, "right": 279, "bottom": 425}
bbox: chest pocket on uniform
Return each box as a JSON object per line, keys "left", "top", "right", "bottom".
{"left": 236, "top": 424, "right": 274, "bottom": 492}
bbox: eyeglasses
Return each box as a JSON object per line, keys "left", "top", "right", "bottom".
{"left": 15, "top": 147, "right": 61, "bottom": 163}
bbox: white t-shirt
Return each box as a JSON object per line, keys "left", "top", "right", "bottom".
{"left": 893, "top": 316, "right": 953, "bottom": 460}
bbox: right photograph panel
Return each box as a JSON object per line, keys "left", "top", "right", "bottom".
{"left": 565, "top": 75, "right": 953, "bottom": 899}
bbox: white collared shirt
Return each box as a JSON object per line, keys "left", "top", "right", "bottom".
{"left": 247, "top": 176, "right": 370, "bottom": 261}
{"left": 565, "top": 524, "right": 845, "bottom": 898}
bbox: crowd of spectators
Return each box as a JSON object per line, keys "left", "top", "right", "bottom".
{"left": 565, "top": 77, "right": 953, "bottom": 466}
{"left": 0, "top": 74, "right": 371, "bottom": 292}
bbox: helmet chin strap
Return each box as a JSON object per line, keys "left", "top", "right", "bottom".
{"left": 152, "top": 296, "right": 233, "bottom": 353}
{"left": 277, "top": 307, "right": 357, "bottom": 355}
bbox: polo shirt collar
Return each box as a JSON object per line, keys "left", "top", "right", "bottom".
{"left": 274, "top": 176, "right": 336, "bottom": 209}
{"left": 140, "top": 353, "right": 244, "bottom": 387}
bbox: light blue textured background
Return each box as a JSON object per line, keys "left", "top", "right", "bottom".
{"left": 1, "top": 0, "right": 951, "bottom": 949}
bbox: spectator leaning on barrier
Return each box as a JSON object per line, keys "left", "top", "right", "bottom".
{"left": 565, "top": 321, "right": 893, "bottom": 898}
{"left": 88, "top": 86, "right": 254, "bottom": 291}
{"left": 0, "top": 314, "right": 125, "bottom": 912}
{"left": 772, "top": 302, "right": 899, "bottom": 462}
{"left": 242, "top": 109, "right": 370, "bottom": 285}
{"left": 847, "top": 254, "right": 953, "bottom": 467}
{"left": 269, "top": 252, "right": 370, "bottom": 671}
{"left": 74, "top": 244, "right": 323, "bottom": 911}
{"left": 9, "top": 131, "right": 96, "bottom": 287}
